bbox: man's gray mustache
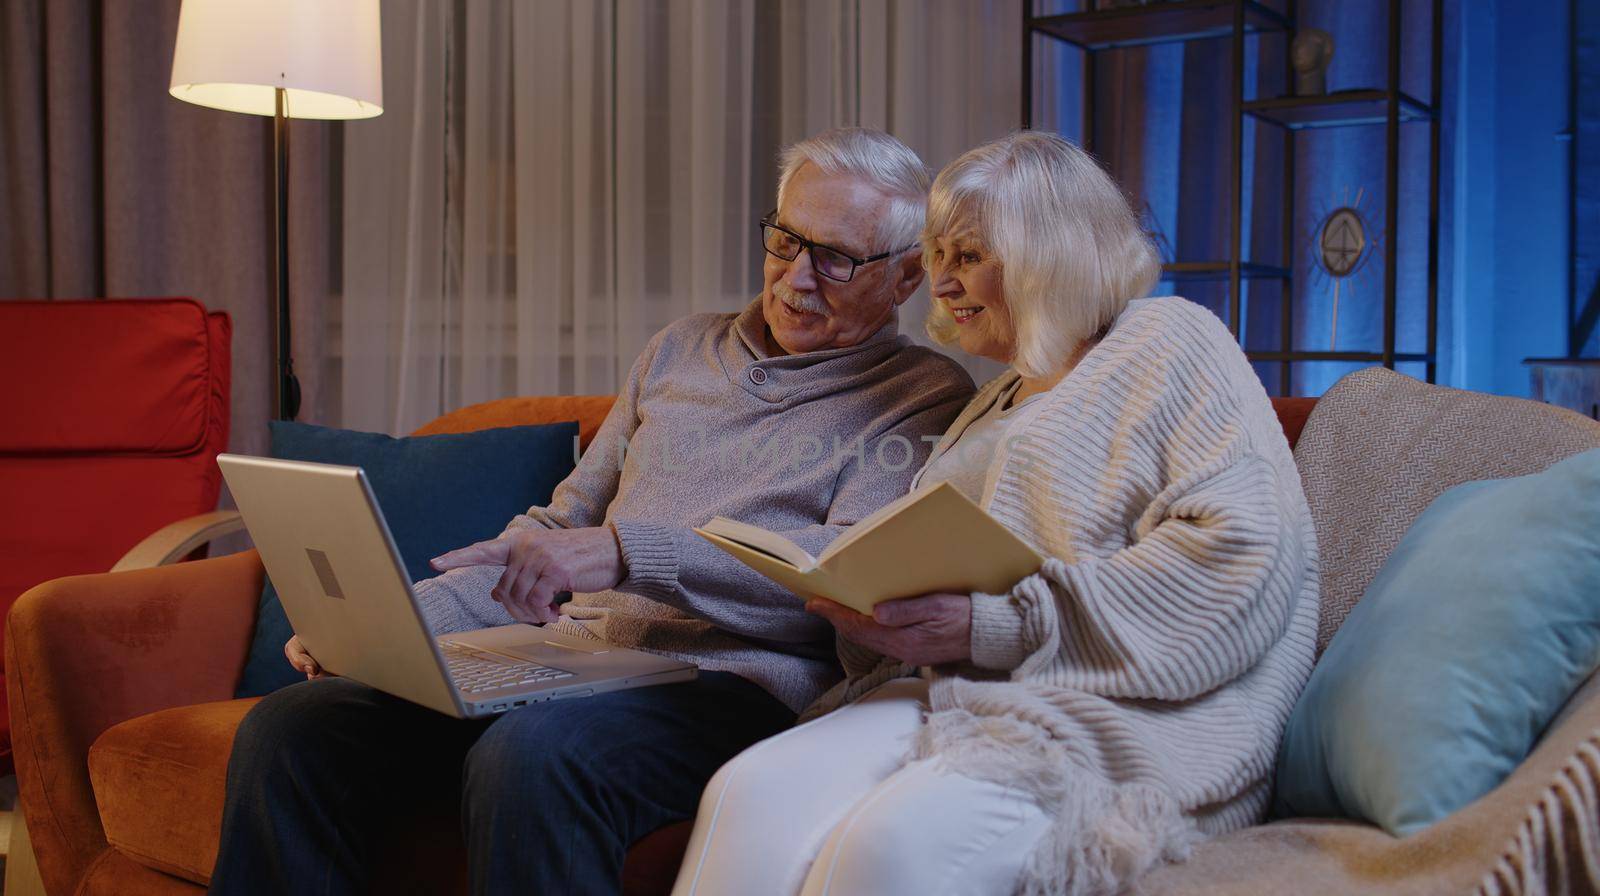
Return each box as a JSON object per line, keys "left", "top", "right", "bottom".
{"left": 774, "top": 283, "right": 830, "bottom": 316}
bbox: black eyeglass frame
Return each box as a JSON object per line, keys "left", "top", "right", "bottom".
{"left": 758, "top": 210, "right": 915, "bottom": 283}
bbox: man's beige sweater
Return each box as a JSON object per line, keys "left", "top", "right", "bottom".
{"left": 414, "top": 299, "right": 975, "bottom": 713}
{"left": 825, "top": 296, "right": 1320, "bottom": 895}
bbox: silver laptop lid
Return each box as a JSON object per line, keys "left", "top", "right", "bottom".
{"left": 217, "top": 453, "right": 465, "bottom": 717}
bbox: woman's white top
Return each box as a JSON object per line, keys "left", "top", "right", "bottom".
{"left": 915, "top": 378, "right": 1046, "bottom": 503}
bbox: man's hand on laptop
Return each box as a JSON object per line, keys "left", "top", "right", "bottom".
{"left": 285, "top": 634, "right": 334, "bottom": 680}
{"left": 429, "top": 525, "right": 626, "bottom": 625}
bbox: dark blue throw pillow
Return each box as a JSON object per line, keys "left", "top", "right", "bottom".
{"left": 233, "top": 419, "right": 578, "bottom": 697}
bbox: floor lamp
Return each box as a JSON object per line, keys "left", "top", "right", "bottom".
{"left": 169, "top": 0, "right": 383, "bottom": 421}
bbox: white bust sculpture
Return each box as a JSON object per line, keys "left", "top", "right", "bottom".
{"left": 1291, "top": 28, "right": 1335, "bottom": 96}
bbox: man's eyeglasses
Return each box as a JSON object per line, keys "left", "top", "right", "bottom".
{"left": 759, "top": 211, "right": 914, "bottom": 283}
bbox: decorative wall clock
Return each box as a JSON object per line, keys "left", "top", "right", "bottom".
{"left": 1306, "top": 187, "right": 1382, "bottom": 348}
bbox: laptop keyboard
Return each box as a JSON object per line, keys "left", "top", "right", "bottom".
{"left": 438, "top": 640, "right": 574, "bottom": 694}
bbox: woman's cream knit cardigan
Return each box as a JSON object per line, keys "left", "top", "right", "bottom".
{"left": 820, "top": 296, "right": 1321, "bottom": 896}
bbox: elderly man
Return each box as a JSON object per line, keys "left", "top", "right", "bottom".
{"left": 209, "top": 127, "right": 975, "bottom": 896}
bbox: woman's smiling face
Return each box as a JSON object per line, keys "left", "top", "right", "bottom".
{"left": 926, "top": 223, "right": 1014, "bottom": 364}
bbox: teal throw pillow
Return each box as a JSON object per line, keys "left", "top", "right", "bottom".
{"left": 1273, "top": 447, "right": 1600, "bottom": 836}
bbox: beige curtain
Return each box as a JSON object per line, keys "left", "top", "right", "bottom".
{"left": 1, "top": 1, "right": 1049, "bottom": 444}
{"left": 336, "top": 0, "right": 1028, "bottom": 436}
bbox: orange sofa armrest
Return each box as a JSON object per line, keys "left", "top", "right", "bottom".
{"left": 5, "top": 548, "right": 264, "bottom": 895}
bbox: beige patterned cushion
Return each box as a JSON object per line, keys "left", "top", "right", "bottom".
{"left": 1292, "top": 366, "right": 1600, "bottom": 657}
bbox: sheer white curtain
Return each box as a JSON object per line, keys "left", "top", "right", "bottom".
{"left": 336, "top": 0, "right": 1020, "bottom": 435}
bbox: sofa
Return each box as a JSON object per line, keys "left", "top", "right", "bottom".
{"left": 8, "top": 366, "right": 1600, "bottom": 895}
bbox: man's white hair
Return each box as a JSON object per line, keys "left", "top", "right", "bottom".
{"left": 775, "top": 127, "right": 930, "bottom": 255}
{"left": 923, "top": 130, "right": 1160, "bottom": 378}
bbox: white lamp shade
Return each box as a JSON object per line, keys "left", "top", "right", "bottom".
{"left": 170, "top": 0, "right": 382, "bottom": 120}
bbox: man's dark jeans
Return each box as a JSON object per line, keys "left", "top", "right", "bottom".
{"left": 207, "top": 671, "right": 793, "bottom": 896}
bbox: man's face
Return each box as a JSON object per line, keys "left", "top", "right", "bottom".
{"left": 760, "top": 163, "right": 911, "bottom": 355}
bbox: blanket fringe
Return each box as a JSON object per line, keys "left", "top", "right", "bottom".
{"left": 915, "top": 706, "right": 1198, "bottom": 896}
{"left": 1476, "top": 734, "right": 1600, "bottom": 896}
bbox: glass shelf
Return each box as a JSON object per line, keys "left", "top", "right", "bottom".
{"left": 1246, "top": 351, "right": 1434, "bottom": 363}
{"left": 1243, "top": 90, "right": 1434, "bottom": 130}
{"left": 1161, "top": 261, "right": 1291, "bottom": 281}
{"left": 1029, "top": 0, "right": 1290, "bottom": 52}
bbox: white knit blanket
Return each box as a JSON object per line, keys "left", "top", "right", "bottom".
{"left": 826, "top": 296, "right": 1321, "bottom": 895}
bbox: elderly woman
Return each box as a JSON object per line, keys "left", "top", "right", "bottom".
{"left": 670, "top": 131, "right": 1319, "bottom": 896}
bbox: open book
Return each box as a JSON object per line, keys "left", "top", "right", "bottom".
{"left": 694, "top": 481, "right": 1043, "bottom": 616}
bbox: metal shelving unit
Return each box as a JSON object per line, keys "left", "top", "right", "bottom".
{"left": 1028, "top": 0, "right": 1289, "bottom": 50}
{"left": 1022, "top": 0, "right": 1442, "bottom": 393}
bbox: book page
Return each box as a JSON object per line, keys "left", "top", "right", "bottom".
{"left": 697, "top": 481, "right": 1042, "bottom": 614}
{"left": 698, "top": 517, "right": 817, "bottom": 570}
{"left": 818, "top": 482, "right": 1042, "bottom": 606}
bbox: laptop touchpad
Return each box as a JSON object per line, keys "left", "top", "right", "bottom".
{"left": 502, "top": 640, "right": 611, "bottom": 659}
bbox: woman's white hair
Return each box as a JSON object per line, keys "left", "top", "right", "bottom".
{"left": 776, "top": 127, "right": 930, "bottom": 255}
{"left": 924, "top": 131, "right": 1160, "bottom": 378}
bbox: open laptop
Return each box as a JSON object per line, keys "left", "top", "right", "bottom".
{"left": 217, "top": 454, "right": 696, "bottom": 719}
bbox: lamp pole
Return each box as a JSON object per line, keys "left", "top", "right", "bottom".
{"left": 169, "top": 0, "right": 381, "bottom": 424}
{"left": 273, "top": 86, "right": 300, "bottom": 421}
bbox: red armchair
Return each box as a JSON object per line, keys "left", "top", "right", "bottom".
{"left": 0, "top": 298, "right": 232, "bottom": 778}
{"left": 6, "top": 395, "right": 615, "bottom": 896}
